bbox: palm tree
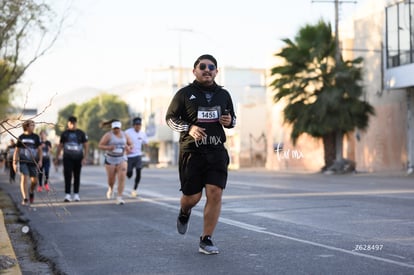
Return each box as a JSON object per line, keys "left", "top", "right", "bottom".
{"left": 270, "top": 20, "right": 375, "bottom": 171}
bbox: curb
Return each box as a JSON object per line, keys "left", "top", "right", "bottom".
{"left": 0, "top": 209, "right": 22, "bottom": 275}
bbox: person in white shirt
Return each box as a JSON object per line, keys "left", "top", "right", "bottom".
{"left": 125, "top": 117, "right": 148, "bottom": 197}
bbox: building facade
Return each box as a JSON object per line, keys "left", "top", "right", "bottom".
{"left": 383, "top": 0, "right": 414, "bottom": 172}
{"left": 347, "top": 0, "right": 412, "bottom": 173}
{"left": 266, "top": 0, "right": 413, "bottom": 173}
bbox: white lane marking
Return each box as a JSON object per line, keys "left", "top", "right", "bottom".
{"left": 250, "top": 228, "right": 414, "bottom": 269}
{"left": 222, "top": 190, "right": 414, "bottom": 199}
{"left": 137, "top": 190, "right": 414, "bottom": 269}
{"left": 53, "top": 180, "right": 414, "bottom": 269}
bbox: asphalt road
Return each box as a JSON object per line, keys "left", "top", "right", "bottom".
{"left": 1, "top": 166, "right": 414, "bottom": 275}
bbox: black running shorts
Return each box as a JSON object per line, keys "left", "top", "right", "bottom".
{"left": 178, "top": 149, "right": 229, "bottom": 195}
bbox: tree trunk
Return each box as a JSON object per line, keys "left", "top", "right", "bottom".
{"left": 335, "top": 130, "right": 343, "bottom": 161}
{"left": 322, "top": 132, "right": 336, "bottom": 171}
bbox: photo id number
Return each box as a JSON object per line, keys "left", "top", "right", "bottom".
{"left": 353, "top": 244, "right": 383, "bottom": 251}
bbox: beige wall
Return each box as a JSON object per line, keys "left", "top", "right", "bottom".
{"left": 351, "top": 8, "right": 408, "bottom": 172}
{"left": 266, "top": 93, "right": 325, "bottom": 172}
{"left": 237, "top": 104, "right": 267, "bottom": 167}
{"left": 354, "top": 99, "right": 407, "bottom": 172}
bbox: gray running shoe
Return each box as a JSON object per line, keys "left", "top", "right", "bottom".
{"left": 199, "top": 235, "right": 219, "bottom": 255}
{"left": 176, "top": 209, "right": 191, "bottom": 234}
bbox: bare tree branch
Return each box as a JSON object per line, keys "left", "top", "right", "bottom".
{"left": 0, "top": 0, "right": 69, "bottom": 100}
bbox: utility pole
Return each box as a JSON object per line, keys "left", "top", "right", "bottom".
{"left": 168, "top": 28, "right": 193, "bottom": 166}
{"left": 169, "top": 28, "right": 193, "bottom": 88}
{"left": 334, "top": 0, "right": 343, "bottom": 162}
{"left": 334, "top": 0, "right": 340, "bottom": 63}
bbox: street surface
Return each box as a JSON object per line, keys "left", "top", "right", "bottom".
{"left": 1, "top": 165, "right": 414, "bottom": 275}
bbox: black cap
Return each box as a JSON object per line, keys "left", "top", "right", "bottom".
{"left": 133, "top": 117, "right": 142, "bottom": 125}
{"left": 68, "top": 116, "right": 77, "bottom": 123}
{"left": 194, "top": 54, "right": 217, "bottom": 68}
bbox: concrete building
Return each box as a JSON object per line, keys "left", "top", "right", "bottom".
{"left": 342, "top": 0, "right": 412, "bottom": 173}
{"left": 382, "top": 0, "right": 414, "bottom": 173}
{"left": 266, "top": 0, "right": 413, "bottom": 173}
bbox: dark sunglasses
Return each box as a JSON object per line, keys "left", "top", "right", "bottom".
{"left": 199, "top": 63, "right": 216, "bottom": 71}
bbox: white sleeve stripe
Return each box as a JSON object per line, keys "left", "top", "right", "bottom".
{"left": 167, "top": 118, "right": 189, "bottom": 132}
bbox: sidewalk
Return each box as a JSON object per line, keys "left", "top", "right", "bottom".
{"left": 0, "top": 175, "right": 22, "bottom": 274}
{"left": 0, "top": 169, "right": 54, "bottom": 274}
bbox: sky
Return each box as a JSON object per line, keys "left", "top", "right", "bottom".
{"left": 17, "top": 0, "right": 369, "bottom": 108}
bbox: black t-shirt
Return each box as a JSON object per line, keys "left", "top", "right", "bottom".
{"left": 59, "top": 129, "right": 88, "bottom": 160}
{"left": 6, "top": 143, "right": 16, "bottom": 161}
{"left": 41, "top": 140, "right": 52, "bottom": 160}
{"left": 16, "top": 133, "right": 41, "bottom": 164}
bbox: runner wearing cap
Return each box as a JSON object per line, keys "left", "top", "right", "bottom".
{"left": 98, "top": 119, "right": 133, "bottom": 205}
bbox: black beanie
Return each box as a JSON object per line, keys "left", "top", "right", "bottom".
{"left": 132, "top": 117, "right": 142, "bottom": 125}
{"left": 194, "top": 54, "right": 217, "bottom": 68}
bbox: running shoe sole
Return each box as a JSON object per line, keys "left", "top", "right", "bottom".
{"left": 198, "top": 247, "right": 219, "bottom": 255}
